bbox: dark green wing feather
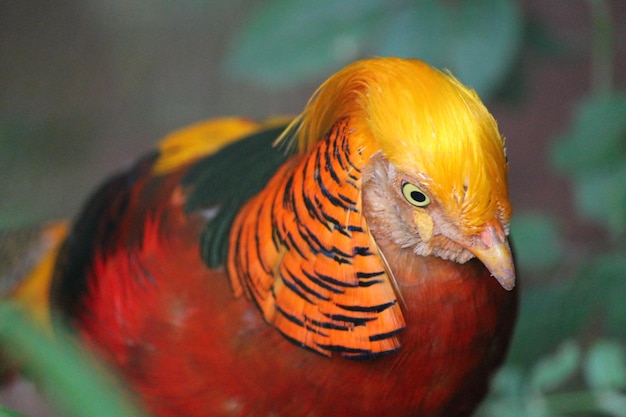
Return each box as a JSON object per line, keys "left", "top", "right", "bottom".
{"left": 183, "top": 124, "right": 290, "bottom": 268}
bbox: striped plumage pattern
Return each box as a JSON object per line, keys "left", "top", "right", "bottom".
{"left": 228, "top": 117, "right": 404, "bottom": 357}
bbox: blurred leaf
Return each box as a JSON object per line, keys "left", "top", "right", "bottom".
{"left": 560, "top": 252, "right": 626, "bottom": 343}
{"left": 551, "top": 92, "right": 626, "bottom": 234}
{"left": 375, "top": 0, "right": 524, "bottom": 98}
{"left": 225, "top": 0, "right": 523, "bottom": 97}
{"left": 445, "top": 0, "right": 523, "bottom": 99}
{"left": 375, "top": 1, "right": 451, "bottom": 69}
{"left": 488, "top": 365, "right": 525, "bottom": 398}
{"left": 573, "top": 164, "right": 626, "bottom": 236}
{"left": 508, "top": 279, "right": 593, "bottom": 366}
{"left": 224, "top": 0, "right": 388, "bottom": 88}
{"left": 475, "top": 367, "right": 529, "bottom": 417}
{"left": 523, "top": 14, "right": 569, "bottom": 58}
{"left": 551, "top": 91, "right": 626, "bottom": 175}
{"left": 510, "top": 212, "right": 564, "bottom": 272}
{"left": 584, "top": 340, "right": 626, "bottom": 391}
{"left": 529, "top": 340, "right": 581, "bottom": 393}
{"left": 0, "top": 303, "right": 146, "bottom": 417}
{"left": 0, "top": 407, "right": 27, "bottom": 417}
{"left": 579, "top": 253, "right": 626, "bottom": 338}
{"left": 595, "top": 390, "right": 626, "bottom": 417}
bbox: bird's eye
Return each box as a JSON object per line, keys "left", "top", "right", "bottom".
{"left": 401, "top": 182, "right": 430, "bottom": 207}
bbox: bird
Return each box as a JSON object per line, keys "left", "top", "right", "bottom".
{"left": 4, "top": 57, "right": 517, "bottom": 417}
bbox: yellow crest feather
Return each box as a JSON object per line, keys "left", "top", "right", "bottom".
{"left": 279, "top": 57, "right": 511, "bottom": 233}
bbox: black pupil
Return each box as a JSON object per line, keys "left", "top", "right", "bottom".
{"left": 410, "top": 190, "right": 426, "bottom": 203}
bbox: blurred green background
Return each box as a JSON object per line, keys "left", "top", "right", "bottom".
{"left": 1, "top": 0, "right": 625, "bottom": 416}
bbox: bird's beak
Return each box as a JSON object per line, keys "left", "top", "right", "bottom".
{"left": 468, "top": 220, "right": 516, "bottom": 291}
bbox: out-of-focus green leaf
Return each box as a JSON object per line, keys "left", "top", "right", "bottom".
{"left": 446, "top": 0, "right": 522, "bottom": 99}
{"left": 551, "top": 92, "right": 626, "bottom": 175}
{"left": 475, "top": 368, "right": 529, "bottom": 417}
{"left": 595, "top": 390, "right": 626, "bottom": 417}
{"left": 374, "top": 0, "right": 523, "bottom": 98}
{"left": 573, "top": 164, "right": 626, "bottom": 236}
{"left": 561, "top": 253, "right": 626, "bottom": 342}
{"left": 529, "top": 340, "right": 581, "bottom": 393}
{"left": 488, "top": 365, "right": 525, "bottom": 398}
{"left": 508, "top": 249, "right": 626, "bottom": 367}
{"left": 584, "top": 340, "right": 626, "bottom": 391}
{"left": 225, "top": 0, "right": 522, "bottom": 97}
{"left": 510, "top": 213, "right": 564, "bottom": 272}
{"left": 375, "top": 1, "right": 450, "bottom": 69}
{"left": 0, "top": 407, "right": 28, "bottom": 417}
{"left": 550, "top": 91, "right": 626, "bottom": 235}
{"left": 524, "top": 14, "right": 569, "bottom": 58}
{"left": 579, "top": 253, "right": 626, "bottom": 339}
{"left": 508, "top": 281, "right": 590, "bottom": 366}
{"left": 0, "top": 303, "right": 146, "bottom": 417}
{"left": 224, "top": 0, "right": 388, "bottom": 88}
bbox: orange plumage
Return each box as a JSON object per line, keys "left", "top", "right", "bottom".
{"left": 7, "top": 58, "right": 517, "bottom": 416}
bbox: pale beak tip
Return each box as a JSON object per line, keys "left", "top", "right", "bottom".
{"left": 493, "top": 269, "right": 516, "bottom": 291}
{"left": 470, "top": 221, "right": 517, "bottom": 291}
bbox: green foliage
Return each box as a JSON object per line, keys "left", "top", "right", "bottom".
{"left": 509, "top": 252, "right": 626, "bottom": 364}
{"left": 0, "top": 303, "right": 146, "bottom": 417}
{"left": 551, "top": 93, "right": 626, "bottom": 175}
{"left": 529, "top": 340, "right": 581, "bottom": 394}
{"left": 510, "top": 213, "right": 564, "bottom": 272}
{"left": 477, "top": 340, "right": 626, "bottom": 417}
{"left": 585, "top": 340, "right": 626, "bottom": 392}
{"left": 373, "top": 0, "right": 522, "bottom": 98}
{"left": 225, "top": 0, "right": 522, "bottom": 98}
{"left": 551, "top": 92, "right": 626, "bottom": 237}
{"left": 578, "top": 253, "right": 626, "bottom": 338}
{"left": 225, "top": 0, "right": 388, "bottom": 88}
{"left": 0, "top": 406, "right": 27, "bottom": 417}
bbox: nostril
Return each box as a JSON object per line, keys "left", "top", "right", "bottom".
{"left": 479, "top": 220, "right": 506, "bottom": 248}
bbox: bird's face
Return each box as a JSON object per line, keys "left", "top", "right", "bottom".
{"left": 362, "top": 153, "right": 515, "bottom": 291}
{"left": 285, "top": 57, "right": 516, "bottom": 290}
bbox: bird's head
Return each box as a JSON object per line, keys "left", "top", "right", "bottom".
{"left": 285, "top": 58, "right": 515, "bottom": 290}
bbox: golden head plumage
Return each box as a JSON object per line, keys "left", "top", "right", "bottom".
{"left": 287, "top": 58, "right": 510, "bottom": 233}
{"left": 279, "top": 57, "right": 515, "bottom": 289}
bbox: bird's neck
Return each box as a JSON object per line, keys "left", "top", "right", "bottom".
{"left": 367, "top": 232, "right": 518, "bottom": 415}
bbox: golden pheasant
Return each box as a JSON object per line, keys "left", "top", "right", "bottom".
{"left": 5, "top": 57, "right": 517, "bottom": 417}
